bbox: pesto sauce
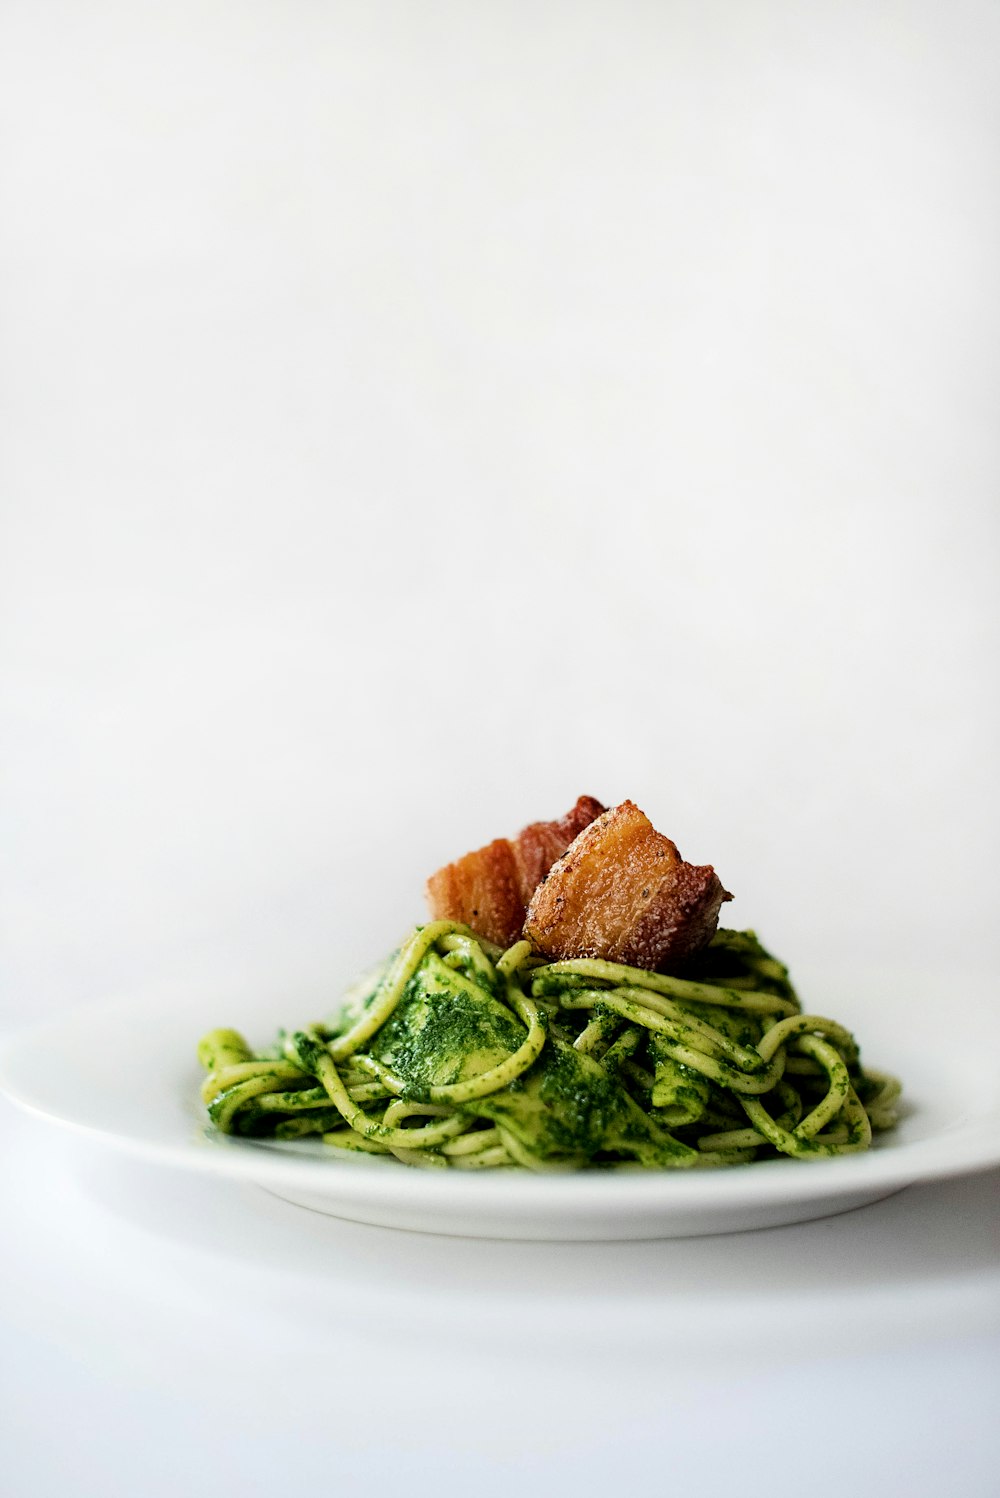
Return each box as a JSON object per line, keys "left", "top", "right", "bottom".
{"left": 197, "top": 921, "right": 895, "bottom": 1167}
{"left": 471, "top": 1038, "right": 694, "bottom": 1165}
{"left": 369, "top": 953, "right": 526, "bottom": 1098}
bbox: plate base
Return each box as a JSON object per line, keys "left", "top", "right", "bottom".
{"left": 261, "top": 1181, "right": 905, "bottom": 1239}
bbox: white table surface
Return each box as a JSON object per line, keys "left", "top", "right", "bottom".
{"left": 3, "top": 1098, "right": 998, "bottom": 1498}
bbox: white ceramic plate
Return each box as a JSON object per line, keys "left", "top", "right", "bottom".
{"left": 2, "top": 963, "right": 997, "bottom": 1239}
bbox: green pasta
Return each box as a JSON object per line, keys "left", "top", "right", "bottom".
{"left": 197, "top": 921, "right": 901, "bottom": 1170}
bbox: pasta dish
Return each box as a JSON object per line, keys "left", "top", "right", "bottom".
{"left": 197, "top": 798, "right": 900, "bottom": 1171}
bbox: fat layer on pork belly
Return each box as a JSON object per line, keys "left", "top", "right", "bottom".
{"left": 425, "top": 795, "right": 606, "bottom": 949}
{"left": 523, "top": 800, "right": 731, "bottom": 971}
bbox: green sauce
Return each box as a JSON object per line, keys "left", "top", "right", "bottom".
{"left": 195, "top": 924, "right": 901, "bottom": 1170}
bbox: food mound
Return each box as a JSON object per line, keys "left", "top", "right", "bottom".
{"left": 197, "top": 798, "right": 901, "bottom": 1171}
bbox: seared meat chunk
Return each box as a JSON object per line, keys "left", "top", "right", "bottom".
{"left": 426, "top": 838, "right": 523, "bottom": 951}
{"left": 426, "top": 795, "right": 606, "bottom": 948}
{"left": 510, "top": 795, "right": 607, "bottom": 905}
{"left": 523, "top": 800, "right": 731, "bottom": 971}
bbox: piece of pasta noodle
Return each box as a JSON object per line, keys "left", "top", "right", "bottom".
{"left": 197, "top": 923, "right": 901, "bottom": 1171}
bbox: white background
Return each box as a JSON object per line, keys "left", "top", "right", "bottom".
{"left": 1, "top": 3, "right": 998, "bottom": 1495}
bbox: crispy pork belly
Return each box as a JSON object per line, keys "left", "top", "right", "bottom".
{"left": 511, "top": 796, "right": 607, "bottom": 905}
{"left": 426, "top": 795, "right": 606, "bottom": 948}
{"left": 426, "top": 838, "right": 523, "bottom": 951}
{"left": 523, "top": 800, "right": 731, "bottom": 971}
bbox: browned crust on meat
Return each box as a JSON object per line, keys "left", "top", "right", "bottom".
{"left": 425, "top": 795, "right": 607, "bottom": 948}
{"left": 426, "top": 838, "right": 524, "bottom": 950}
{"left": 512, "top": 794, "right": 607, "bottom": 906}
{"left": 523, "top": 800, "right": 731, "bottom": 971}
